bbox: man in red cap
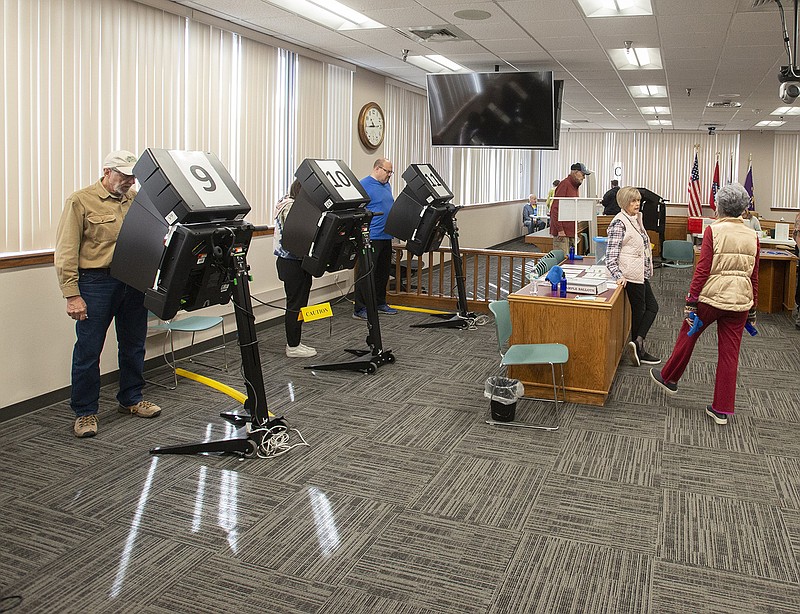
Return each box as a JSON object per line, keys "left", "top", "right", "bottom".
{"left": 550, "top": 162, "right": 592, "bottom": 255}
{"left": 55, "top": 150, "right": 162, "bottom": 438}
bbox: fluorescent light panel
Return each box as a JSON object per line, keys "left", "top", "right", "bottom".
{"left": 755, "top": 120, "right": 786, "bottom": 127}
{"left": 577, "top": 0, "right": 653, "bottom": 17}
{"left": 609, "top": 47, "right": 663, "bottom": 70}
{"left": 771, "top": 106, "right": 800, "bottom": 115}
{"left": 639, "top": 106, "right": 670, "bottom": 114}
{"left": 406, "top": 55, "right": 467, "bottom": 73}
{"left": 266, "top": 0, "right": 384, "bottom": 31}
{"left": 628, "top": 85, "right": 667, "bottom": 98}
{"left": 647, "top": 119, "right": 672, "bottom": 126}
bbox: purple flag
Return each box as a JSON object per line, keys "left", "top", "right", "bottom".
{"left": 743, "top": 164, "right": 754, "bottom": 210}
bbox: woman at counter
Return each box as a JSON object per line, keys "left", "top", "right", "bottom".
{"left": 741, "top": 208, "right": 762, "bottom": 233}
{"left": 605, "top": 186, "right": 660, "bottom": 366}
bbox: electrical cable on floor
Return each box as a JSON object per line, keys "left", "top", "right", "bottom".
{"left": 249, "top": 421, "right": 309, "bottom": 458}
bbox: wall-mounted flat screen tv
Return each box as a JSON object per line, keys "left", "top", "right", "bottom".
{"left": 427, "top": 71, "right": 558, "bottom": 148}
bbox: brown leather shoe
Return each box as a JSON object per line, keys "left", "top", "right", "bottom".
{"left": 74, "top": 415, "right": 98, "bottom": 438}
{"left": 119, "top": 400, "right": 162, "bottom": 418}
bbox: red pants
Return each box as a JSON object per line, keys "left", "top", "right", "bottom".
{"left": 661, "top": 303, "right": 748, "bottom": 414}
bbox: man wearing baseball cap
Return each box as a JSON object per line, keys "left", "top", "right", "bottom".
{"left": 550, "top": 162, "right": 592, "bottom": 255}
{"left": 55, "top": 150, "right": 162, "bottom": 438}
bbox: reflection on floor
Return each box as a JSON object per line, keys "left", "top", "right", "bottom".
{"left": 1, "top": 261, "right": 799, "bottom": 613}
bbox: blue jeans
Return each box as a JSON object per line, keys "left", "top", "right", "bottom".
{"left": 71, "top": 270, "right": 147, "bottom": 417}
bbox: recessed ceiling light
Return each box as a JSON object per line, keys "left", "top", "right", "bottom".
{"left": 639, "top": 106, "right": 670, "bottom": 114}
{"left": 405, "top": 54, "right": 467, "bottom": 73}
{"left": 265, "top": 0, "right": 384, "bottom": 30}
{"left": 755, "top": 120, "right": 785, "bottom": 127}
{"left": 610, "top": 47, "right": 663, "bottom": 70}
{"left": 577, "top": 0, "right": 653, "bottom": 17}
{"left": 628, "top": 85, "right": 667, "bottom": 98}
{"left": 771, "top": 106, "right": 800, "bottom": 115}
{"left": 647, "top": 119, "right": 672, "bottom": 126}
{"left": 453, "top": 9, "right": 492, "bottom": 20}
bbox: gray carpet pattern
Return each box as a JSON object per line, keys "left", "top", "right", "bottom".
{"left": 1, "top": 240, "right": 799, "bottom": 613}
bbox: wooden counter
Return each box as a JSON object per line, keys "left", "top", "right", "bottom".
{"left": 507, "top": 265, "right": 630, "bottom": 406}
{"left": 692, "top": 246, "right": 798, "bottom": 313}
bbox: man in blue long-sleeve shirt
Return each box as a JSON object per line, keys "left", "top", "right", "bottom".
{"left": 353, "top": 158, "right": 398, "bottom": 319}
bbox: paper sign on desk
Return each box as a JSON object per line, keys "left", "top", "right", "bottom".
{"left": 775, "top": 223, "right": 790, "bottom": 241}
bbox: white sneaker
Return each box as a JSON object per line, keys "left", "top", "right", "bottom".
{"left": 286, "top": 343, "right": 317, "bottom": 358}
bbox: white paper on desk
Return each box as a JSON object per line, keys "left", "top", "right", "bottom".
{"left": 585, "top": 265, "right": 612, "bottom": 278}
{"left": 561, "top": 265, "right": 589, "bottom": 274}
{"left": 775, "top": 223, "right": 790, "bottom": 241}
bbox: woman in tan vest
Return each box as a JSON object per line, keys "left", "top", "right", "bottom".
{"left": 605, "top": 186, "right": 660, "bottom": 366}
{"left": 651, "top": 183, "right": 759, "bottom": 425}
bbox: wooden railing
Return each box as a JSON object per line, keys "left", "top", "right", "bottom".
{"left": 388, "top": 246, "right": 545, "bottom": 313}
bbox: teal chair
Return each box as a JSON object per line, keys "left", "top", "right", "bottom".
{"left": 487, "top": 300, "right": 568, "bottom": 430}
{"left": 661, "top": 240, "right": 694, "bottom": 268}
{"left": 539, "top": 256, "right": 558, "bottom": 273}
{"left": 147, "top": 313, "right": 229, "bottom": 390}
{"left": 549, "top": 249, "right": 565, "bottom": 262}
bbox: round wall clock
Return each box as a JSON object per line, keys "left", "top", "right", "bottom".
{"left": 358, "top": 102, "right": 385, "bottom": 150}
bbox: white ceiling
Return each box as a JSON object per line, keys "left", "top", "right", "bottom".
{"left": 174, "top": 0, "right": 800, "bottom": 132}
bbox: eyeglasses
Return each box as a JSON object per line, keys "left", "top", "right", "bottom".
{"left": 379, "top": 166, "right": 394, "bottom": 176}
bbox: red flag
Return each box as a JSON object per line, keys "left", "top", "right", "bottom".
{"left": 687, "top": 153, "right": 702, "bottom": 217}
{"left": 709, "top": 161, "right": 719, "bottom": 211}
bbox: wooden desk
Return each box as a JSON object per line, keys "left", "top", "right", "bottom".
{"left": 508, "top": 264, "right": 630, "bottom": 406}
{"left": 692, "top": 246, "right": 798, "bottom": 313}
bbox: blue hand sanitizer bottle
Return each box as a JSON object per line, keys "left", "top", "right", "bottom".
{"left": 559, "top": 274, "right": 567, "bottom": 298}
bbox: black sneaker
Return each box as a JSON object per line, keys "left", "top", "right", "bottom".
{"left": 706, "top": 405, "right": 728, "bottom": 425}
{"left": 650, "top": 368, "right": 677, "bottom": 396}
{"left": 627, "top": 341, "right": 640, "bottom": 367}
{"left": 639, "top": 350, "right": 661, "bottom": 365}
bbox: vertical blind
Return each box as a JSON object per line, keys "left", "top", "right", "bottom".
{"left": 773, "top": 134, "right": 800, "bottom": 209}
{"left": 537, "top": 131, "right": 740, "bottom": 206}
{"left": 0, "top": 0, "right": 353, "bottom": 254}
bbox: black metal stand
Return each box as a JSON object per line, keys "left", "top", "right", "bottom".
{"left": 151, "top": 246, "right": 285, "bottom": 457}
{"left": 306, "top": 212, "right": 395, "bottom": 374}
{"left": 412, "top": 205, "right": 477, "bottom": 329}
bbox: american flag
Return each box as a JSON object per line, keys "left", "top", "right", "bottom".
{"left": 709, "top": 160, "right": 720, "bottom": 211}
{"left": 687, "top": 152, "right": 702, "bottom": 217}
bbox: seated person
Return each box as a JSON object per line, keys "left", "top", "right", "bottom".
{"left": 523, "top": 195, "right": 546, "bottom": 234}
{"left": 741, "top": 208, "right": 761, "bottom": 233}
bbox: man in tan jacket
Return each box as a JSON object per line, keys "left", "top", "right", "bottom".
{"left": 55, "top": 150, "right": 161, "bottom": 438}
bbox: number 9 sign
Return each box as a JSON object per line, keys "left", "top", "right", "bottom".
{"left": 168, "top": 150, "right": 237, "bottom": 207}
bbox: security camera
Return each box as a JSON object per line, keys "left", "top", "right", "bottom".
{"left": 779, "top": 81, "right": 800, "bottom": 104}
{"left": 401, "top": 49, "right": 409, "bottom": 62}
{"left": 708, "top": 126, "right": 716, "bottom": 135}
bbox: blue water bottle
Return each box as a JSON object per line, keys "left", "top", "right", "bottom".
{"left": 559, "top": 274, "right": 567, "bottom": 298}
{"left": 568, "top": 245, "right": 575, "bottom": 261}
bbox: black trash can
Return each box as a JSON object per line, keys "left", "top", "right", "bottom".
{"left": 484, "top": 376, "right": 523, "bottom": 422}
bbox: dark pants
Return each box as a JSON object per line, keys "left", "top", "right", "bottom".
{"left": 661, "top": 303, "right": 747, "bottom": 414}
{"left": 71, "top": 270, "right": 147, "bottom": 417}
{"left": 354, "top": 239, "right": 392, "bottom": 311}
{"left": 625, "top": 279, "right": 659, "bottom": 342}
{"left": 276, "top": 257, "right": 313, "bottom": 347}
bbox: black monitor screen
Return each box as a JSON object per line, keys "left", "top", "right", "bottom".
{"left": 427, "top": 71, "right": 555, "bottom": 148}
